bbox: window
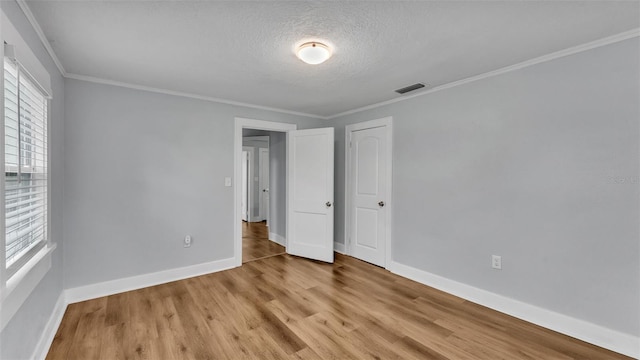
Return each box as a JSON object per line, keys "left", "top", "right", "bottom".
{"left": 3, "top": 58, "right": 48, "bottom": 277}
{"left": 0, "top": 10, "right": 55, "bottom": 331}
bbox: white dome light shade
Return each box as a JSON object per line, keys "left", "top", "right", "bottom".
{"left": 296, "top": 42, "right": 331, "bottom": 65}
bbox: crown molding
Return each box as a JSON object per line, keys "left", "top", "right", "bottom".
{"left": 327, "top": 28, "right": 640, "bottom": 119}
{"left": 16, "top": 0, "right": 639, "bottom": 121}
{"left": 65, "top": 73, "right": 326, "bottom": 119}
{"left": 15, "top": 0, "right": 66, "bottom": 76}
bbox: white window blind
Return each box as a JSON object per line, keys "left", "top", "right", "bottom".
{"left": 3, "top": 58, "right": 48, "bottom": 273}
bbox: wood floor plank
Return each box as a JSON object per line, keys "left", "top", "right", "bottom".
{"left": 45, "top": 303, "right": 85, "bottom": 360}
{"left": 65, "top": 298, "right": 107, "bottom": 360}
{"left": 289, "top": 346, "right": 323, "bottom": 360}
{"left": 46, "top": 253, "right": 633, "bottom": 360}
{"left": 393, "top": 335, "right": 451, "bottom": 360}
{"left": 242, "top": 221, "right": 285, "bottom": 263}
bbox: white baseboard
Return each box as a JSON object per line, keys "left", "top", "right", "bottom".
{"left": 32, "top": 256, "right": 638, "bottom": 359}
{"left": 269, "top": 232, "right": 286, "bottom": 247}
{"left": 65, "top": 257, "right": 237, "bottom": 304}
{"left": 333, "top": 241, "right": 346, "bottom": 254}
{"left": 387, "top": 261, "right": 639, "bottom": 359}
{"left": 31, "top": 292, "right": 67, "bottom": 360}
{"left": 32, "top": 257, "right": 238, "bottom": 359}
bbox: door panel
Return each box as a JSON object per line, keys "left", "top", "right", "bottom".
{"left": 259, "top": 148, "right": 269, "bottom": 223}
{"left": 355, "top": 208, "right": 378, "bottom": 249}
{"left": 350, "top": 126, "right": 387, "bottom": 266}
{"left": 287, "top": 128, "right": 334, "bottom": 263}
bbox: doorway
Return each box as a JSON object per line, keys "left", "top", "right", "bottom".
{"left": 234, "top": 118, "right": 336, "bottom": 266}
{"left": 345, "top": 117, "right": 393, "bottom": 268}
{"left": 234, "top": 119, "right": 296, "bottom": 266}
{"left": 241, "top": 132, "right": 283, "bottom": 263}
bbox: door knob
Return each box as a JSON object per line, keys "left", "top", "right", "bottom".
{"left": 378, "top": 201, "right": 385, "bottom": 207}
{"left": 326, "top": 201, "right": 332, "bottom": 207}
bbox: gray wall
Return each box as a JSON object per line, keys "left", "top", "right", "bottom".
{"left": 329, "top": 38, "right": 640, "bottom": 336}
{"left": 268, "top": 131, "right": 286, "bottom": 239}
{"left": 63, "top": 79, "right": 321, "bottom": 289}
{"left": 0, "top": 1, "right": 65, "bottom": 359}
{"left": 2, "top": 1, "right": 637, "bottom": 356}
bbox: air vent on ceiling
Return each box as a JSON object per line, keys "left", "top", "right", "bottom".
{"left": 395, "top": 83, "right": 426, "bottom": 94}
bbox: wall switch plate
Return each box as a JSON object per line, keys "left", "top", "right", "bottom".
{"left": 184, "top": 235, "right": 192, "bottom": 248}
{"left": 492, "top": 255, "right": 502, "bottom": 270}
{"left": 224, "top": 177, "right": 232, "bottom": 187}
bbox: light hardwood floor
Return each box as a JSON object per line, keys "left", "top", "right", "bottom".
{"left": 46, "top": 253, "right": 631, "bottom": 359}
{"left": 242, "top": 221, "right": 285, "bottom": 263}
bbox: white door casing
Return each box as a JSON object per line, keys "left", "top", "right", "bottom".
{"left": 241, "top": 150, "right": 249, "bottom": 221}
{"left": 287, "top": 128, "right": 335, "bottom": 263}
{"left": 345, "top": 117, "right": 392, "bottom": 268}
{"left": 242, "top": 146, "right": 254, "bottom": 221}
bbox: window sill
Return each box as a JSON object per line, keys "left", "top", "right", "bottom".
{"left": 0, "top": 243, "right": 56, "bottom": 331}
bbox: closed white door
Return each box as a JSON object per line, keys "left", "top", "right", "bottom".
{"left": 259, "top": 148, "right": 270, "bottom": 223}
{"left": 287, "top": 128, "right": 334, "bottom": 263}
{"left": 349, "top": 125, "right": 388, "bottom": 267}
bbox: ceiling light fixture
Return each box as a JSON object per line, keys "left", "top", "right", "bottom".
{"left": 296, "top": 42, "right": 332, "bottom": 65}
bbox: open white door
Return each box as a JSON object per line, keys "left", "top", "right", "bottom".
{"left": 287, "top": 128, "right": 334, "bottom": 263}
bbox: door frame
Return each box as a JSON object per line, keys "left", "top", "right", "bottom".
{"left": 344, "top": 116, "right": 393, "bottom": 268}
{"left": 234, "top": 118, "right": 296, "bottom": 266}
{"left": 241, "top": 147, "right": 254, "bottom": 221}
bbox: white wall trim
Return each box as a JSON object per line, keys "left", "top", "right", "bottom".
{"left": 387, "top": 261, "right": 640, "bottom": 359}
{"left": 242, "top": 146, "right": 255, "bottom": 223}
{"left": 31, "top": 292, "right": 67, "bottom": 360}
{"left": 327, "top": 28, "right": 640, "bottom": 119}
{"left": 32, "top": 257, "right": 237, "bottom": 359}
{"left": 15, "top": 0, "right": 639, "bottom": 121}
{"left": 65, "top": 257, "right": 236, "bottom": 304}
{"left": 234, "top": 118, "right": 296, "bottom": 267}
{"left": 333, "top": 241, "right": 346, "bottom": 254}
{"left": 0, "top": 244, "right": 56, "bottom": 331}
{"left": 66, "top": 73, "right": 324, "bottom": 119}
{"left": 269, "top": 232, "right": 286, "bottom": 247}
{"left": 15, "top": 0, "right": 67, "bottom": 76}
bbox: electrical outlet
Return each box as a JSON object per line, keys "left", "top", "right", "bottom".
{"left": 492, "top": 255, "right": 502, "bottom": 270}
{"left": 184, "top": 235, "right": 192, "bottom": 248}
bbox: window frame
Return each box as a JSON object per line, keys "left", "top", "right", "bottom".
{"left": 0, "top": 10, "right": 56, "bottom": 332}
{"left": 3, "top": 57, "right": 49, "bottom": 275}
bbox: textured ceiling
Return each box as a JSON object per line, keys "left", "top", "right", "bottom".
{"left": 25, "top": 1, "right": 640, "bottom": 117}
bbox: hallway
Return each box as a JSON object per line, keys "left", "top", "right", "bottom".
{"left": 242, "top": 221, "right": 285, "bottom": 263}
